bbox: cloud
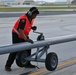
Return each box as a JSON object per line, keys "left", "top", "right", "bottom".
{"left": 34, "top": 0, "right": 56, "bottom": 2}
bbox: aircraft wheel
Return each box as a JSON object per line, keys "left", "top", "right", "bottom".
{"left": 45, "top": 52, "right": 58, "bottom": 71}
{"left": 16, "top": 51, "right": 29, "bottom": 67}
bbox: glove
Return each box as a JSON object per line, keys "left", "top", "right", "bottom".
{"left": 26, "top": 39, "right": 34, "bottom": 44}
{"left": 31, "top": 26, "right": 37, "bottom": 31}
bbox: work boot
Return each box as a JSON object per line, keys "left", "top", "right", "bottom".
{"left": 25, "top": 64, "right": 36, "bottom": 68}
{"left": 5, "top": 66, "right": 12, "bottom": 71}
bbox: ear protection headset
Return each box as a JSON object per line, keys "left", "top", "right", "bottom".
{"left": 28, "top": 7, "right": 39, "bottom": 16}
{"left": 28, "top": 9, "right": 35, "bottom": 16}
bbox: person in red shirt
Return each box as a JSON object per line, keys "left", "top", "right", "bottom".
{"left": 5, "top": 7, "right": 39, "bottom": 71}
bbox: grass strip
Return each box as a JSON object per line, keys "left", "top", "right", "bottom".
{"left": 0, "top": 5, "right": 76, "bottom": 12}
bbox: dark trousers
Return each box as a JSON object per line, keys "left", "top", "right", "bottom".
{"left": 5, "top": 32, "right": 31, "bottom": 67}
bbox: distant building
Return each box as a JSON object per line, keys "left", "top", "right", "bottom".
{"left": 0, "top": 0, "right": 36, "bottom": 5}
{"left": 23, "top": 0, "right": 36, "bottom": 5}
{"left": 35, "top": 1, "right": 46, "bottom": 5}
{"left": 13, "top": 0, "right": 26, "bottom": 5}
{"left": 71, "top": 0, "right": 76, "bottom": 4}
{"left": 1, "top": 0, "right": 73, "bottom": 6}
{"left": 0, "top": 0, "right": 14, "bottom": 5}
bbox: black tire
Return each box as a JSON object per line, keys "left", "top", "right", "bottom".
{"left": 45, "top": 52, "right": 58, "bottom": 71}
{"left": 16, "top": 51, "right": 29, "bottom": 67}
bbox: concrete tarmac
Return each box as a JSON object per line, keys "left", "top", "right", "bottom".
{"left": 0, "top": 14, "right": 76, "bottom": 75}
{"left": 0, "top": 11, "right": 76, "bottom": 18}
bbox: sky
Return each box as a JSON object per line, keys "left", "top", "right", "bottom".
{"left": 0, "top": 0, "right": 68, "bottom": 3}
{"left": 56, "top": 0, "right": 67, "bottom": 2}
{"left": 0, "top": 0, "right": 68, "bottom": 2}
{"left": 34, "top": 0, "right": 67, "bottom": 2}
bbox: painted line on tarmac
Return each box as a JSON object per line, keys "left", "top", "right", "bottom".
{"left": 27, "top": 59, "right": 76, "bottom": 75}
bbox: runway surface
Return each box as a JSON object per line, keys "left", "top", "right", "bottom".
{"left": 0, "top": 12, "right": 76, "bottom": 75}
{"left": 0, "top": 11, "right": 76, "bottom": 18}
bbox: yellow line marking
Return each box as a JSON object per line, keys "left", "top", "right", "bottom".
{"left": 58, "top": 59, "right": 76, "bottom": 67}
{"left": 29, "top": 59, "right": 76, "bottom": 75}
